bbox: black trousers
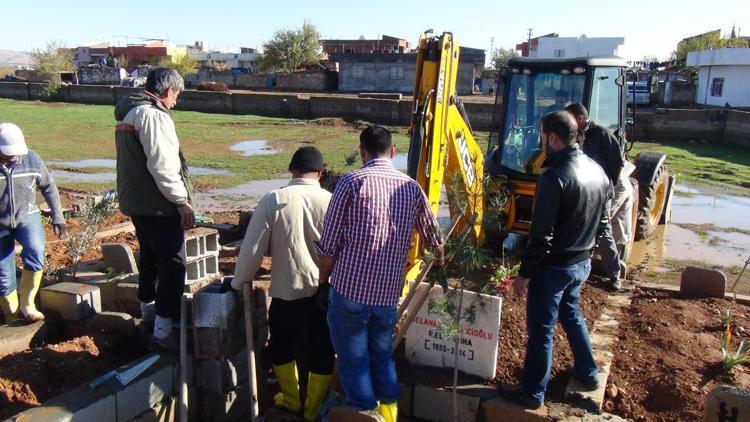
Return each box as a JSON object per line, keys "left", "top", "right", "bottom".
{"left": 132, "top": 215, "right": 185, "bottom": 320}
{"left": 268, "top": 296, "right": 335, "bottom": 375}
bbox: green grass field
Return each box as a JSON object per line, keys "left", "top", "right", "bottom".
{"left": 1, "top": 98, "right": 749, "bottom": 196}
{"left": 0, "top": 98, "right": 412, "bottom": 191}
{"left": 630, "top": 140, "right": 750, "bottom": 195}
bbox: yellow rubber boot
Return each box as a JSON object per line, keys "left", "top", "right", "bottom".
{"left": 18, "top": 270, "right": 44, "bottom": 322}
{"left": 303, "top": 372, "right": 332, "bottom": 421}
{"left": 376, "top": 402, "right": 398, "bottom": 422}
{"left": 273, "top": 361, "right": 301, "bottom": 413}
{"left": 0, "top": 290, "right": 19, "bottom": 323}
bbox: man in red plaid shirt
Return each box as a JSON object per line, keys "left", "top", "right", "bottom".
{"left": 317, "top": 125, "right": 444, "bottom": 422}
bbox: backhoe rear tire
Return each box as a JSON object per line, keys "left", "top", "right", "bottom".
{"left": 635, "top": 162, "right": 668, "bottom": 240}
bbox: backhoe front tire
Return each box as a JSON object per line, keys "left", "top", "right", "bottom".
{"left": 635, "top": 162, "right": 668, "bottom": 240}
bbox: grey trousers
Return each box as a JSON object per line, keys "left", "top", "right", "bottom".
{"left": 597, "top": 176, "right": 634, "bottom": 280}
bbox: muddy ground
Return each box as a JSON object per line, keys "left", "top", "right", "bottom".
{"left": 606, "top": 288, "right": 750, "bottom": 421}
{"left": 0, "top": 335, "right": 139, "bottom": 419}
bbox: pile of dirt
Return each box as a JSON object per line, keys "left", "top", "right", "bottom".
{"left": 0, "top": 335, "right": 139, "bottom": 419}
{"left": 395, "top": 280, "right": 609, "bottom": 403}
{"left": 493, "top": 281, "right": 609, "bottom": 399}
{"left": 607, "top": 288, "right": 750, "bottom": 421}
{"left": 196, "top": 81, "right": 230, "bottom": 93}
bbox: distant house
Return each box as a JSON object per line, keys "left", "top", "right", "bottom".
{"left": 187, "top": 42, "right": 260, "bottom": 71}
{"left": 72, "top": 41, "right": 186, "bottom": 67}
{"left": 687, "top": 48, "right": 750, "bottom": 107}
{"left": 516, "top": 34, "right": 624, "bottom": 58}
{"left": 330, "top": 47, "right": 485, "bottom": 95}
{"left": 321, "top": 35, "right": 411, "bottom": 54}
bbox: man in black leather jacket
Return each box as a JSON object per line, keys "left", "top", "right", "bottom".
{"left": 565, "top": 103, "right": 625, "bottom": 290}
{"left": 508, "top": 111, "right": 609, "bottom": 409}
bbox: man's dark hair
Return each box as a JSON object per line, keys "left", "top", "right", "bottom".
{"left": 564, "top": 102, "right": 589, "bottom": 119}
{"left": 359, "top": 125, "right": 392, "bottom": 157}
{"left": 145, "top": 67, "right": 184, "bottom": 96}
{"left": 541, "top": 111, "right": 577, "bottom": 145}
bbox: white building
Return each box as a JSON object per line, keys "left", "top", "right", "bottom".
{"left": 530, "top": 35, "right": 624, "bottom": 58}
{"left": 187, "top": 49, "right": 260, "bottom": 70}
{"left": 687, "top": 48, "right": 750, "bottom": 107}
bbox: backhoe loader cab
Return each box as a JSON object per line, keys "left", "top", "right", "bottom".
{"left": 486, "top": 56, "right": 671, "bottom": 243}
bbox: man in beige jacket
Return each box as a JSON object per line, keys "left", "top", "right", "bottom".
{"left": 232, "top": 146, "right": 333, "bottom": 421}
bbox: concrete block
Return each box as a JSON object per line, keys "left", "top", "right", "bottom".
{"left": 327, "top": 406, "right": 384, "bottom": 422}
{"left": 399, "top": 382, "right": 414, "bottom": 417}
{"left": 0, "top": 320, "right": 48, "bottom": 358}
{"left": 83, "top": 311, "right": 137, "bottom": 341}
{"left": 79, "top": 273, "right": 138, "bottom": 312}
{"left": 680, "top": 266, "right": 726, "bottom": 298}
{"left": 114, "top": 282, "right": 142, "bottom": 317}
{"left": 481, "top": 396, "right": 550, "bottom": 422}
{"left": 199, "top": 381, "right": 253, "bottom": 422}
{"left": 566, "top": 350, "right": 613, "bottom": 412}
{"left": 205, "top": 254, "right": 219, "bottom": 277}
{"left": 40, "top": 282, "right": 101, "bottom": 320}
{"left": 62, "top": 270, "right": 108, "bottom": 283}
{"left": 205, "top": 232, "right": 219, "bottom": 255}
{"left": 129, "top": 396, "right": 177, "bottom": 422}
{"left": 116, "top": 355, "right": 176, "bottom": 422}
{"left": 194, "top": 324, "right": 245, "bottom": 360}
{"left": 703, "top": 386, "right": 750, "bottom": 422}
{"left": 186, "top": 258, "right": 206, "bottom": 282}
{"left": 102, "top": 242, "right": 139, "bottom": 274}
{"left": 8, "top": 382, "right": 118, "bottom": 422}
{"left": 193, "top": 283, "right": 241, "bottom": 329}
{"left": 413, "top": 384, "right": 485, "bottom": 422}
{"left": 196, "top": 347, "right": 248, "bottom": 394}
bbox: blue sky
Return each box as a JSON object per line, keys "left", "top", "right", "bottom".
{"left": 1, "top": 0, "right": 747, "bottom": 61}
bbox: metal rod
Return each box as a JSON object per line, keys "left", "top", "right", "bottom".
{"left": 179, "top": 294, "right": 188, "bottom": 422}
{"left": 730, "top": 255, "right": 750, "bottom": 296}
{"left": 242, "top": 283, "right": 260, "bottom": 421}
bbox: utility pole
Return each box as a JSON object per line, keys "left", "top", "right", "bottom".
{"left": 527, "top": 28, "right": 534, "bottom": 44}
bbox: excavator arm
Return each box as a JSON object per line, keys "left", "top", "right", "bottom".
{"left": 403, "top": 32, "right": 486, "bottom": 285}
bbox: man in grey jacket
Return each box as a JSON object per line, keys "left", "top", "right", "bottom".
{"left": 114, "top": 67, "right": 196, "bottom": 351}
{"left": 0, "top": 123, "right": 66, "bottom": 324}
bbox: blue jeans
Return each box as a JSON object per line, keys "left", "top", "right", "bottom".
{"left": 327, "top": 287, "right": 399, "bottom": 410}
{"left": 0, "top": 213, "right": 46, "bottom": 296}
{"left": 522, "top": 259, "right": 598, "bottom": 403}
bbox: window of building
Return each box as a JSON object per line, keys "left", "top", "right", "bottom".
{"left": 390, "top": 66, "right": 404, "bottom": 80}
{"left": 554, "top": 49, "right": 565, "bottom": 58}
{"left": 711, "top": 78, "right": 724, "bottom": 97}
{"left": 351, "top": 65, "right": 365, "bottom": 79}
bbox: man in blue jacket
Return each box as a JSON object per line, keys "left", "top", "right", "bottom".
{"left": 0, "top": 123, "right": 67, "bottom": 324}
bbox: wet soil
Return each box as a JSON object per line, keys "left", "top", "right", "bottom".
{"left": 0, "top": 335, "right": 139, "bottom": 419}
{"left": 607, "top": 288, "right": 750, "bottom": 421}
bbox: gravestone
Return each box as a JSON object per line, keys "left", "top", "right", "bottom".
{"left": 680, "top": 266, "right": 726, "bottom": 298}
{"left": 102, "top": 243, "right": 138, "bottom": 274}
{"left": 703, "top": 386, "right": 750, "bottom": 422}
{"left": 404, "top": 285, "right": 502, "bottom": 380}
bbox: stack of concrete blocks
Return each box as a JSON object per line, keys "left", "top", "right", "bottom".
{"left": 191, "top": 280, "right": 271, "bottom": 421}
{"left": 182, "top": 228, "right": 221, "bottom": 289}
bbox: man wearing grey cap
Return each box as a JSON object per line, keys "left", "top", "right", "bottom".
{"left": 0, "top": 123, "right": 67, "bottom": 324}
{"left": 232, "top": 146, "right": 334, "bottom": 422}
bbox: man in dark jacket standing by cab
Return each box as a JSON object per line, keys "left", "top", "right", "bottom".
{"left": 565, "top": 103, "right": 625, "bottom": 290}
{"left": 114, "top": 67, "right": 196, "bottom": 351}
{"left": 508, "top": 111, "right": 610, "bottom": 409}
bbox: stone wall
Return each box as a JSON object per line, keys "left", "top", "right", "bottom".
{"left": 2, "top": 82, "right": 749, "bottom": 143}
{"left": 725, "top": 110, "right": 750, "bottom": 147}
{"left": 276, "top": 71, "right": 336, "bottom": 91}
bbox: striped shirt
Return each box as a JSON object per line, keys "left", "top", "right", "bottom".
{"left": 319, "top": 158, "right": 443, "bottom": 306}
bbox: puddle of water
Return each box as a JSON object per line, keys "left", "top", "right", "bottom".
{"left": 670, "top": 184, "right": 750, "bottom": 229}
{"left": 50, "top": 169, "right": 116, "bottom": 183}
{"left": 195, "top": 178, "right": 290, "bottom": 212}
{"left": 230, "top": 140, "right": 279, "bottom": 156}
{"left": 48, "top": 159, "right": 227, "bottom": 176}
{"left": 630, "top": 183, "right": 750, "bottom": 269}
{"left": 393, "top": 153, "right": 408, "bottom": 171}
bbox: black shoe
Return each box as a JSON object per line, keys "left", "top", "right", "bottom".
{"left": 148, "top": 331, "right": 179, "bottom": 353}
{"left": 570, "top": 370, "right": 600, "bottom": 391}
{"left": 500, "top": 384, "right": 544, "bottom": 410}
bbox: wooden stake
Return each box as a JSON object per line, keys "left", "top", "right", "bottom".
{"left": 242, "top": 283, "right": 260, "bottom": 421}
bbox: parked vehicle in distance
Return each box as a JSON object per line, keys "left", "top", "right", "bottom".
{"left": 627, "top": 81, "right": 650, "bottom": 105}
